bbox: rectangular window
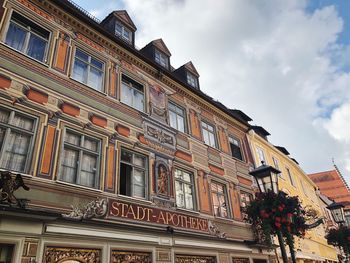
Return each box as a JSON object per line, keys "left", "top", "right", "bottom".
{"left": 186, "top": 72, "right": 198, "bottom": 89}
{"left": 286, "top": 167, "right": 295, "bottom": 186}
{"left": 120, "top": 149, "right": 148, "bottom": 199}
{"left": 175, "top": 169, "right": 195, "bottom": 210}
{"left": 256, "top": 147, "right": 266, "bottom": 165}
{"left": 272, "top": 156, "right": 282, "bottom": 178}
{"left": 115, "top": 21, "right": 132, "bottom": 43}
{"left": 72, "top": 48, "right": 104, "bottom": 91}
{"left": 229, "top": 136, "right": 243, "bottom": 160}
{"left": 0, "top": 243, "right": 15, "bottom": 263}
{"left": 5, "top": 12, "right": 50, "bottom": 62}
{"left": 240, "top": 191, "right": 253, "bottom": 220}
{"left": 201, "top": 121, "right": 217, "bottom": 148}
{"left": 168, "top": 102, "right": 186, "bottom": 133}
{"left": 0, "top": 107, "right": 36, "bottom": 172}
{"left": 121, "top": 75, "right": 145, "bottom": 112}
{"left": 211, "top": 182, "right": 229, "bottom": 218}
{"left": 60, "top": 130, "right": 101, "bottom": 189}
{"left": 155, "top": 49, "right": 168, "bottom": 68}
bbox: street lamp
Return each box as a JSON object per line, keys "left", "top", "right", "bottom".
{"left": 250, "top": 161, "right": 280, "bottom": 194}
{"left": 327, "top": 202, "right": 345, "bottom": 225}
{"left": 249, "top": 161, "right": 290, "bottom": 263}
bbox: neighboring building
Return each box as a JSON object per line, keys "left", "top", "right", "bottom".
{"left": 247, "top": 127, "right": 338, "bottom": 263}
{"left": 309, "top": 166, "right": 350, "bottom": 227}
{"left": 0, "top": 0, "right": 275, "bottom": 262}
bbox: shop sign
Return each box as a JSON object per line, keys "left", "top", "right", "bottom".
{"left": 108, "top": 199, "right": 209, "bottom": 232}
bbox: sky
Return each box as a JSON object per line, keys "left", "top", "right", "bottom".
{"left": 74, "top": 0, "right": 350, "bottom": 185}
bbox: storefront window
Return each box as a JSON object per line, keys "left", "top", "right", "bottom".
{"left": 0, "top": 244, "right": 14, "bottom": 263}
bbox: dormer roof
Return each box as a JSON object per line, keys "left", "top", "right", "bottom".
{"left": 275, "top": 146, "right": 290, "bottom": 155}
{"left": 183, "top": 61, "right": 199, "bottom": 77}
{"left": 251, "top": 125, "right": 270, "bottom": 139}
{"left": 150, "top": 38, "right": 171, "bottom": 57}
{"left": 102, "top": 10, "right": 137, "bottom": 31}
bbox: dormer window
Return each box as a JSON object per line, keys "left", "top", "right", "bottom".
{"left": 187, "top": 72, "right": 198, "bottom": 88}
{"left": 155, "top": 49, "right": 168, "bottom": 68}
{"left": 115, "top": 21, "right": 131, "bottom": 43}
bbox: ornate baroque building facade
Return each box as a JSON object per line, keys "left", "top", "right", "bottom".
{"left": 0, "top": 0, "right": 275, "bottom": 262}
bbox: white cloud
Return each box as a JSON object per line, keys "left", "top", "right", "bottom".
{"left": 84, "top": 0, "right": 350, "bottom": 183}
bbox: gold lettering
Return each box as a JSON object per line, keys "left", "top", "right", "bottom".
{"left": 126, "top": 205, "right": 136, "bottom": 219}
{"left": 172, "top": 214, "right": 180, "bottom": 226}
{"left": 157, "top": 211, "right": 167, "bottom": 224}
{"left": 110, "top": 201, "right": 120, "bottom": 217}
{"left": 137, "top": 206, "right": 145, "bottom": 220}
{"left": 120, "top": 203, "right": 129, "bottom": 217}
{"left": 145, "top": 208, "right": 152, "bottom": 222}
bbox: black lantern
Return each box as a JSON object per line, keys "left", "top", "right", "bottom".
{"left": 249, "top": 161, "right": 281, "bottom": 194}
{"left": 327, "top": 202, "right": 345, "bottom": 224}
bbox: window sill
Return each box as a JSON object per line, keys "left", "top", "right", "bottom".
{"left": 0, "top": 168, "right": 32, "bottom": 178}
{"left": 1, "top": 43, "right": 49, "bottom": 67}
{"left": 213, "top": 216, "right": 234, "bottom": 223}
{"left": 117, "top": 194, "right": 153, "bottom": 206}
{"left": 176, "top": 207, "right": 200, "bottom": 215}
{"left": 69, "top": 77, "right": 107, "bottom": 96}
{"left": 56, "top": 180, "right": 103, "bottom": 193}
{"left": 120, "top": 101, "right": 146, "bottom": 114}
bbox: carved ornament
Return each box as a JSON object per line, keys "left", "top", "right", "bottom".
{"left": 208, "top": 220, "right": 227, "bottom": 239}
{"left": 62, "top": 198, "right": 107, "bottom": 220}
{"left": 45, "top": 247, "right": 101, "bottom": 263}
{"left": 0, "top": 171, "right": 30, "bottom": 208}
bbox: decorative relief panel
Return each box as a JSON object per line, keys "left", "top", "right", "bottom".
{"left": 232, "top": 258, "right": 250, "bottom": 263}
{"left": 143, "top": 117, "right": 176, "bottom": 152}
{"left": 149, "top": 85, "right": 167, "bottom": 122}
{"left": 44, "top": 247, "right": 101, "bottom": 263}
{"left": 154, "top": 156, "right": 172, "bottom": 197}
{"left": 111, "top": 251, "right": 152, "bottom": 263}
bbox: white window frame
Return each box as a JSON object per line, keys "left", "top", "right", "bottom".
{"left": 120, "top": 74, "right": 145, "bottom": 112}
{"left": 201, "top": 121, "right": 218, "bottom": 148}
{"left": 285, "top": 167, "right": 296, "bottom": 187}
{"left": 4, "top": 11, "right": 50, "bottom": 63}
{"left": 272, "top": 156, "right": 283, "bottom": 178}
{"left": 155, "top": 49, "right": 168, "bottom": 68}
{"left": 211, "top": 181, "right": 230, "bottom": 218}
{"left": 256, "top": 147, "right": 266, "bottom": 165}
{"left": 119, "top": 148, "right": 148, "bottom": 199}
{"left": 115, "top": 21, "right": 132, "bottom": 43}
{"left": 0, "top": 106, "right": 37, "bottom": 173}
{"left": 186, "top": 72, "right": 198, "bottom": 88}
{"left": 168, "top": 101, "right": 187, "bottom": 133}
{"left": 174, "top": 168, "right": 195, "bottom": 210}
{"left": 229, "top": 136, "right": 243, "bottom": 161}
{"left": 71, "top": 48, "right": 105, "bottom": 92}
{"left": 59, "top": 128, "right": 102, "bottom": 189}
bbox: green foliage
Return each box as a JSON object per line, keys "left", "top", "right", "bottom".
{"left": 245, "top": 191, "right": 307, "bottom": 248}
{"left": 325, "top": 225, "right": 350, "bottom": 255}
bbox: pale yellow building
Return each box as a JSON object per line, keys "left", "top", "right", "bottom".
{"left": 247, "top": 127, "right": 338, "bottom": 263}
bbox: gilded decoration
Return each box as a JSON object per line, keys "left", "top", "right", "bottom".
{"left": 0, "top": 171, "right": 30, "bottom": 208}
{"left": 175, "top": 255, "right": 217, "bottom": 263}
{"left": 111, "top": 251, "right": 152, "bottom": 263}
{"left": 143, "top": 118, "right": 176, "bottom": 151}
{"left": 44, "top": 247, "right": 101, "bottom": 263}
{"left": 232, "top": 258, "right": 250, "bottom": 263}
{"left": 208, "top": 220, "right": 227, "bottom": 239}
{"left": 62, "top": 198, "right": 107, "bottom": 221}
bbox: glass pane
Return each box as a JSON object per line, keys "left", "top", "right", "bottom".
{"left": 65, "top": 132, "right": 80, "bottom": 146}
{"left": 115, "top": 23, "right": 122, "bottom": 35}
{"left": 84, "top": 137, "right": 98, "bottom": 152}
{"left": 168, "top": 103, "right": 176, "bottom": 111}
{"left": 123, "top": 29, "right": 130, "bottom": 40}
{"left": 27, "top": 33, "right": 47, "bottom": 61}
{"left": 133, "top": 169, "right": 145, "bottom": 197}
{"left": 75, "top": 49, "right": 89, "bottom": 61}
{"left": 72, "top": 59, "right": 88, "bottom": 84}
{"left": 0, "top": 109, "right": 10, "bottom": 123}
{"left": 80, "top": 153, "right": 97, "bottom": 188}
{"left": 202, "top": 130, "right": 209, "bottom": 145}
{"left": 12, "top": 114, "right": 34, "bottom": 131}
{"left": 121, "top": 83, "right": 133, "bottom": 106}
{"left": 177, "top": 116, "right": 185, "bottom": 133}
{"left": 207, "top": 124, "right": 214, "bottom": 132}
{"left": 121, "top": 150, "right": 132, "bottom": 163}
{"left": 184, "top": 184, "right": 193, "bottom": 210}
{"left": 217, "top": 184, "right": 224, "bottom": 193}
{"left": 61, "top": 148, "right": 78, "bottom": 184}
{"left": 182, "top": 172, "right": 191, "bottom": 182}
{"left": 133, "top": 154, "right": 145, "bottom": 167}
{"left": 174, "top": 169, "right": 182, "bottom": 179}
{"left": 209, "top": 132, "right": 216, "bottom": 147}
{"left": 176, "top": 181, "right": 185, "bottom": 208}
{"left": 0, "top": 244, "right": 14, "bottom": 263}
{"left": 134, "top": 90, "right": 144, "bottom": 111}
{"left": 169, "top": 111, "right": 177, "bottom": 129}
{"left": 134, "top": 184, "right": 145, "bottom": 198}
{"left": 5, "top": 22, "right": 26, "bottom": 51}
{"left": 88, "top": 66, "right": 103, "bottom": 91}
{"left": 211, "top": 183, "right": 218, "bottom": 192}
{"left": 0, "top": 127, "right": 5, "bottom": 150}
{"left": 2, "top": 132, "right": 30, "bottom": 172}
{"left": 91, "top": 58, "right": 103, "bottom": 70}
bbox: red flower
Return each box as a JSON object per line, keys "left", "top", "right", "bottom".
{"left": 275, "top": 217, "right": 281, "bottom": 222}
{"left": 278, "top": 206, "right": 284, "bottom": 212}
{"left": 275, "top": 222, "right": 281, "bottom": 229}
{"left": 287, "top": 226, "right": 291, "bottom": 232}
